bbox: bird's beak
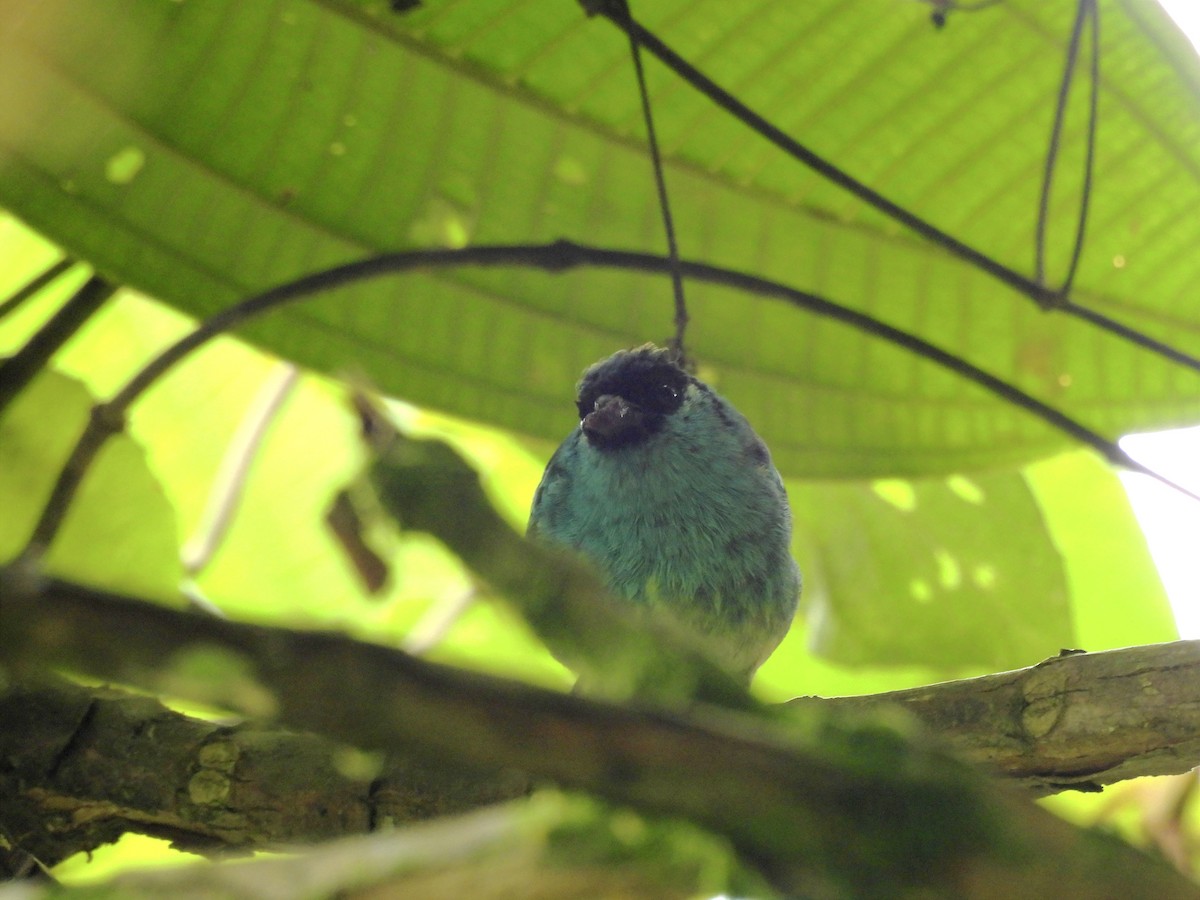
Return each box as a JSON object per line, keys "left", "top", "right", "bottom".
{"left": 582, "top": 394, "right": 644, "bottom": 444}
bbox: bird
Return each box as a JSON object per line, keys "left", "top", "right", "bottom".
{"left": 528, "top": 344, "right": 800, "bottom": 683}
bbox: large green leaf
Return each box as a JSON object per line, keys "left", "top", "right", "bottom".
{"left": 2, "top": 1, "right": 1199, "bottom": 478}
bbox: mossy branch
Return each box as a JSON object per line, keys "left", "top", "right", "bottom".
{"left": 3, "top": 573, "right": 1199, "bottom": 896}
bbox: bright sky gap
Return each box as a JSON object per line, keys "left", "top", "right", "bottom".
{"left": 1116, "top": 2, "right": 1200, "bottom": 639}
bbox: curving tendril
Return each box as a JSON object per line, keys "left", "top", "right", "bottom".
{"left": 615, "top": 0, "right": 690, "bottom": 365}
{"left": 1035, "top": 0, "right": 1099, "bottom": 303}
{"left": 17, "top": 241, "right": 1200, "bottom": 568}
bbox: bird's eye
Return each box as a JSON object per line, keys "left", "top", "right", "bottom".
{"left": 639, "top": 381, "right": 682, "bottom": 413}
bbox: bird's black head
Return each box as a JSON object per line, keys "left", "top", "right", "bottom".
{"left": 575, "top": 345, "right": 691, "bottom": 449}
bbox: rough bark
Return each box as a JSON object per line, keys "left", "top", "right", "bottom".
{"left": 0, "top": 677, "right": 526, "bottom": 867}
{"left": 806, "top": 641, "right": 1200, "bottom": 796}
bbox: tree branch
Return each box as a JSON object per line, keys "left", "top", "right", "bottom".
{"left": 4, "top": 639, "right": 1198, "bottom": 868}
{"left": 0, "top": 676, "right": 526, "bottom": 868}
{"left": 807, "top": 643, "right": 1200, "bottom": 796}
{"left": 0, "top": 275, "right": 115, "bottom": 417}
{"left": 1, "top": 574, "right": 1197, "bottom": 897}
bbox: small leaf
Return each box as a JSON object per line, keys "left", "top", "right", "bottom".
{"left": 0, "top": 366, "right": 183, "bottom": 600}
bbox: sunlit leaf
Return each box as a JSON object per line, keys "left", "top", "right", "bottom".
{"left": 0, "top": 366, "right": 182, "bottom": 600}
{"left": 1028, "top": 449, "right": 1177, "bottom": 651}
{"left": 789, "top": 470, "right": 1070, "bottom": 671}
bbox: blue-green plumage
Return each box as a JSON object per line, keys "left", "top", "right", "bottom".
{"left": 528, "top": 345, "right": 800, "bottom": 680}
